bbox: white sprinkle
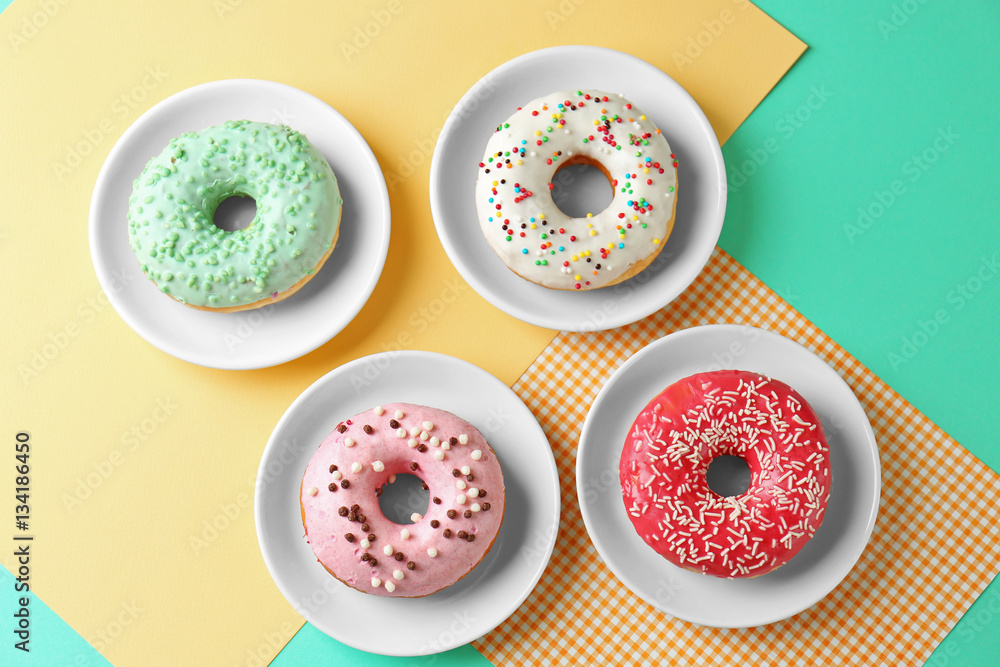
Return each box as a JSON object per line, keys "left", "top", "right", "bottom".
{"left": 394, "top": 410, "right": 404, "bottom": 419}
{"left": 471, "top": 503, "right": 481, "bottom": 512}
{"left": 461, "top": 466, "right": 471, "bottom": 475}
{"left": 408, "top": 438, "right": 419, "bottom": 448}
{"left": 458, "top": 434, "right": 469, "bottom": 445}
{"left": 427, "top": 548, "right": 438, "bottom": 558}
{"left": 411, "top": 513, "right": 422, "bottom": 522}
{"left": 361, "top": 538, "right": 370, "bottom": 548}
{"left": 344, "top": 437, "right": 355, "bottom": 447}
{"left": 430, "top": 436, "right": 441, "bottom": 447}
{"left": 374, "top": 406, "right": 384, "bottom": 416}
{"left": 401, "top": 529, "right": 410, "bottom": 540}
{"left": 457, "top": 494, "right": 467, "bottom": 505}
{"left": 409, "top": 426, "right": 420, "bottom": 437}
{"left": 384, "top": 581, "right": 396, "bottom": 592}
{"left": 372, "top": 461, "right": 385, "bottom": 472}
{"left": 371, "top": 578, "right": 382, "bottom": 588}
{"left": 420, "top": 430, "right": 429, "bottom": 441}
{"left": 306, "top": 487, "right": 318, "bottom": 496}
{"left": 471, "top": 450, "right": 482, "bottom": 460}
{"left": 468, "top": 488, "right": 479, "bottom": 498}
{"left": 456, "top": 480, "right": 467, "bottom": 490}
{"left": 433, "top": 450, "right": 445, "bottom": 460}
{"left": 441, "top": 441, "right": 451, "bottom": 450}
{"left": 351, "top": 462, "right": 363, "bottom": 473}
{"left": 384, "top": 544, "right": 394, "bottom": 556}
{"left": 331, "top": 471, "right": 342, "bottom": 481}
{"left": 422, "top": 421, "right": 434, "bottom": 431}
{"left": 388, "top": 474, "right": 396, "bottom": 484}
{"left": 393, "top": 569, "right": 405, "bottom": 580}
{"left": 396, "top": 428, "right": 407, "bottom": 438}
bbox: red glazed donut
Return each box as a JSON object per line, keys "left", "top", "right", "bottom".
{"left": 619, "top": 370, "right": 831, "bottom": 579}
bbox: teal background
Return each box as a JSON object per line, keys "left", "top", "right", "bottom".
{"left": 2, "top": 0, "right": 997, "bottom": 665}
{"left": 1, "top": 567, "right": 113, "bottom": 667}
{"left": 723, "top": 2, "right": 1000, "bottom": 666}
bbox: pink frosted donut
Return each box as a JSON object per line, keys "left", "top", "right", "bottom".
{"left": 301, "top": 403, "right": 505, "bottom": 597}
{"left": 620, "top": 370, "right": 831, "bottom": 579}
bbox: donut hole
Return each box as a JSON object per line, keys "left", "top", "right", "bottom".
{"left": 550, "top": 158, "right": 614, "bottom": 219}
{"left": 706, "top": 455, "right": 752, "bottom": 498}
{"left": 377, "top": 473, "right": 430, "bottom": 525}
{"left": 213, "top": 194, "right": 257, "bottom": 232}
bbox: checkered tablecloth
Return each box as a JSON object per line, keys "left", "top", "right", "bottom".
{"left": 475, "top": 247, "right": 1000, "bottom": 665}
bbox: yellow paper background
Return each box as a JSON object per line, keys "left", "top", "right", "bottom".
{"left": 0, "top": 1, "right": 804, "bottom": 664}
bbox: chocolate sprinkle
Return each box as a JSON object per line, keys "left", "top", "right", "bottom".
{"left": 421, "top": 481, "right": 428, "bottom": 490}
{"left": 443, "top": 529, "right": 452, "bottom": 538}
{"left": 479, "top": 490, "right": 487, "bottom": 497}
{"left": 341, "top": 480, "right": 350, "bottom": 488}
{"left": 457, "top": 530, "right": 468, "bottom": 539}
{"left": 369, "top": 558, "right": 378, "bottom": 566}
{"left": 482, "top": 503, "right": 491, "bottom": 511}
{"left": 361, "top": 523, "right": 370, "bottom": 532}
{"left": 336, "top": 424, "right": 347, "bottom": 433}
{"left": 452, "top": 469, "right": 461, "bottom": 477}
{"left": 338, "top": 506, "right": 349, "bottom": 516}
{"left": 367, "top": 533, "right": 376, "bottom": 541}
{"left": 410, "top": 462, "right": 419, "bottom": 471}
{"left": 328, "top": 483, "right": 337, "bottom": 492}
{"left": 466, "top": 474, "right": 475, "bottom": 482}
{"left": 345, "top": 533, "right": 355, "bottom": 542}
{"left": 449, "top": 437, "right": 458, "bottom": 446}
{"left": 417, "top": 444, "right": 428, "bottom": 452}
{"left": 464, "top": 510, "right": 472, "bottom": 519}
{"left": 329, "top": 464, "right": 338, "bottom": 473}
{"left": 376, "top": 487, "right": 383, "bottom": 497}
{"left": 389, "top": 419, "right": 400, "bottom": 429}
{"left": 363, "top": 424, "right": 374, "bottom": 434}
{"left": 433, "top": 497, "right": 442, "bottom": 504}
{"left": 357, "top": 514, "right": 366, "bottom": 523}
{"left": 430, "top": 520, "right": 440, "bottom": 528}
{"left": 351, "top": 504, "right": 360, "bottom": 511}
{"left": 361, "top": 553, "right": 371, "bottom": 562}
{"left": 394, "top": 552, "right": 404, "bottom": 562}
{"left": 467, "top": 534, "right": 476, "bottom": 542}
{"left": 447, "top": 509, "right": 457, "bottom": 519}
{"left": 406, "top": 561, "right": 416, "bottom": 571}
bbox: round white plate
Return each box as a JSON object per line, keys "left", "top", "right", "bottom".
{"left": 429, "top": 46, "right": 726, "bottom": 331}
{"left": 255, "top": 351, "right": 560, "bottom": 655}
{"left": 577, "top": 325, "right": 881, "bottom": 627}
{"left": 89, "top": 79, "right": 390, "bottom": 369}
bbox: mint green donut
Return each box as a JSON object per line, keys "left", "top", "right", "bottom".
{"left": 127, "top": 120, "right": 342, "bottom": 310}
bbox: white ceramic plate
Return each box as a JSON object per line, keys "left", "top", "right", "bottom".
{"left": 577, "top": 325, "right": 881, "bottom": 627}
{"left": 89, "top": 79, "right": 390, "bottom": 369}
{"left": 255, "top": 351, "right": 560, "bottom": 655}
{"left": 429, "top": 46, "right": 726, "bottom": 331}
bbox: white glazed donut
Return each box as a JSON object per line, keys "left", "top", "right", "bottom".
{"left": 475, "top": 90, "right": 678, "bottom": 290}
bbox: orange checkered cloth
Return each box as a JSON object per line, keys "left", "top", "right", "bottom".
{"left": 474, "top": 247, "right": 1000, "bottom": 665}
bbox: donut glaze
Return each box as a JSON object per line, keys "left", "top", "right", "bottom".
{"left": 128, "top": 120, "right": 342, "bottom": 312}
{"left": 301, "top": 404, "right": 505, "bottom": 597}
{"left": 620, "top": 370, "right": 831, "bottom": 579}
{"left": 475, "top": 90, "right": 678, "bottom": 290}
